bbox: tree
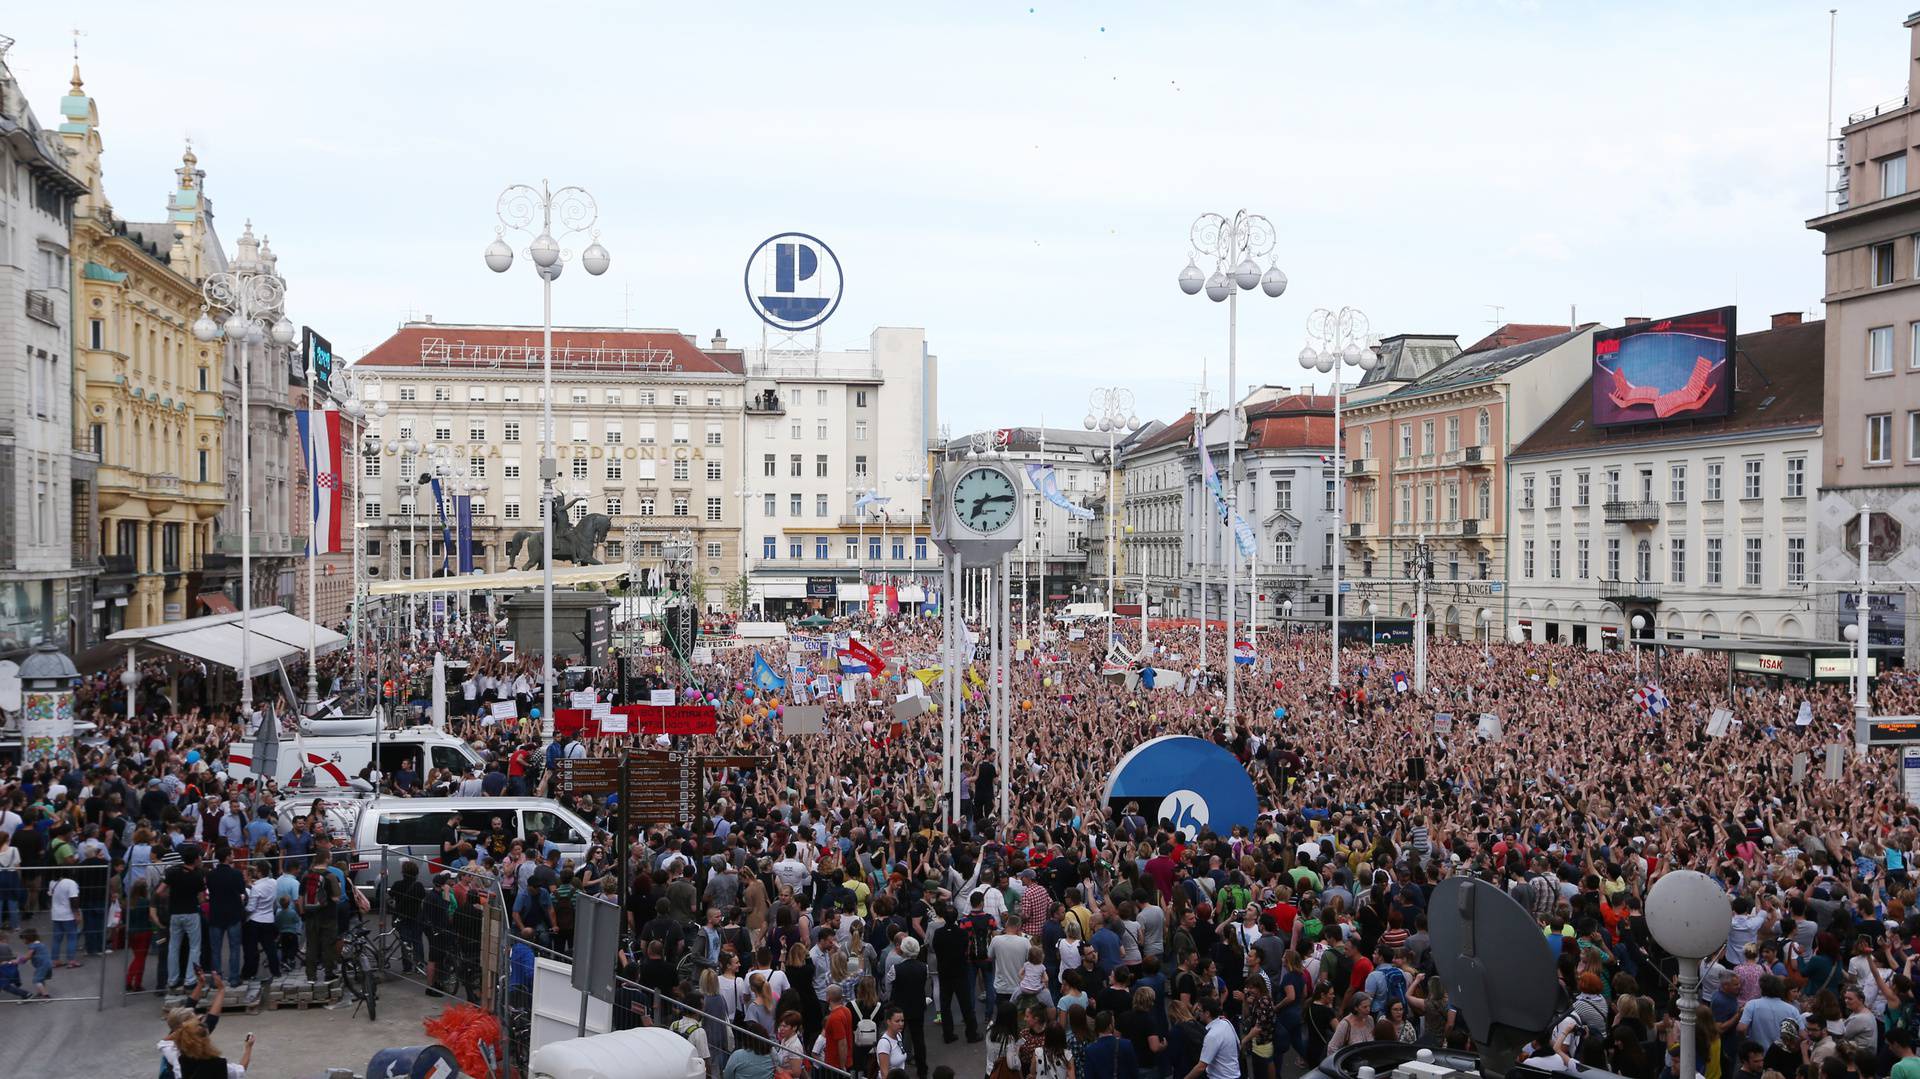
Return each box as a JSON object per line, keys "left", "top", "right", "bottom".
{"left": 722, "top": 573, "right": 752, "bottom": 614}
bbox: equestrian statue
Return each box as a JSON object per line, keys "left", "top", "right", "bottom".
{"left": 506, "top": 493, "right": 611, "bottom": 571}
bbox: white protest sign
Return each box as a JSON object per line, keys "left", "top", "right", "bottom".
{"left": 598, "top": 703, "right": 628, "bottom": 734}
{"left": 1476, "top": 713, "right": 1503, "bottom": 741}
{"left": 1706, "top": 709, "right": 1733, "bottom": 738}
{"left": 783, "top": 705, "right": 825, "bottom": 735}
{"left": 649, "top": 689, "right": 675, "bottom": 707}
{"left": 1433, "top": 713, "right": 1454, "bottom": 735}
{"left": 691, "top": 646, "right": 714, "bottom": 665}
{"left": 1796, "top": 700, "right": 1814, "bottom": 727}
{"left": 569, "top": 690, "right": 597, "bottom": 709}
{"left": 489, "top": 701, "right": 518, "bottom": 722}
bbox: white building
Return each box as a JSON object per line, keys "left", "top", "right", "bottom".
{"left": 1506, "top": 314, "right": 1824, "bottom": 647}
{"left": 0, "top": 53, "right": 87, "bottom": 659}
{"left": 352, "top": 321, "right": 746, "bottom": 609}
{"left": 739, "top": 327, "right": 939, "bottom": 615}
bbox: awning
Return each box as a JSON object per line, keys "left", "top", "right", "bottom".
{"left": 199, "top": 592, "right": 237, "bottom": 614}
{"left": 759, "top": 581, "right": 808, "bottom": 600}
{"left": 837, "top": 584, "right": 869, "bottom": 602}
{"left": 107, "top": 604, "right": 343, "bottom": 678}
{"left": 898, "top": 586, "right": 926, "bottom": 603}
{"left": 149, "top": 624, "right": 303, "bottom": 678}
{"left": 368, "top": 564, "right": 628, "bottom": 596}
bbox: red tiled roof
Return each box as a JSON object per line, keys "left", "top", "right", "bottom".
{"left": 1134, "top": 410, "right": 1204, "bottom": 452}
{"left": 1461, "top": 323, "right": 1574, "bottom": 355}
{"left": 1246, "top": 394, "right": 1336, "bottom": 451}
{"left": 354, "top": 323, "right": 742, "bottom": 375}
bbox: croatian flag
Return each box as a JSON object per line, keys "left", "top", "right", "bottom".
{"left": 296, "top": 408, "right": 343, "bottom": 555}
{"left": 1393, "top": 671, "right": 1410, "bottom": 693}
{"left": 1232, "top": 640, "right": 1255, "bottom": 665}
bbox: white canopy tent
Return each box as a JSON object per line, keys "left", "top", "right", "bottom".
{"left": 368, "top": 564, "right": 628, "bottom": 596}
{"left": 107, "top": 605, "right": 344, "bottom": 679}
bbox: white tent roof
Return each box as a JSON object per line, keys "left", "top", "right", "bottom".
{"left": 107, "top": 604, "right": 341, "bottom": 678}
{"left": 369, "top": 564, "right": 628, "bottom": 596}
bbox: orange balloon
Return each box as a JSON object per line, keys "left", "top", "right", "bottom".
{"left": 1021, "top": 700, "right": 1033, "bottom": 710}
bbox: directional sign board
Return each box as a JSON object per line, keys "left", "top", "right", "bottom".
{"left": 628, "top": 750, "right": 701, "bottom": 824}
{"left": 554, "top": 758, "right": 621, "bottom": 798}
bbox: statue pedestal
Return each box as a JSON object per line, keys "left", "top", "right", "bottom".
{"left": 503, "top": 589, "right": 617, "bottom": 668}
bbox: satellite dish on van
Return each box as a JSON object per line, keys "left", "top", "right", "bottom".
{"left": 1428, "top": 876, "right": 1563, "bottom": 1079}
{"left": 0, "top": 659, "right": 18, "bottom": 712}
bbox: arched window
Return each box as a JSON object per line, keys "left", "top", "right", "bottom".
{"left": 1476, "top": 408, "right": 1491, "bottom": 446}
{"left": 1635, "top": 539, "right": 1652, "bottom": 582}
{"left": 1274, "top": 533, "right": 1295, "bottom": 566}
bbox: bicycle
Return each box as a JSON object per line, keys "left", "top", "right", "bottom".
{"left": 337, "top": 924, "right": 385, "bottom": 1022}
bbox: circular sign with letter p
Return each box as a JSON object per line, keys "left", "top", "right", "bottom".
{"left": 744, "top": 232, "right": 844, "bottom": 332}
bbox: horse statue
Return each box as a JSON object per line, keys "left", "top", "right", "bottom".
{"left": 510, "top": 512, "right": 613, "bottom": 571}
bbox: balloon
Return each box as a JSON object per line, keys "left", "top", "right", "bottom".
{"left": 1022, "top": 700, "right": 1033, "bottom": 710}
{"left": 530, "top": 708, "right": 541, "bottom": 719}
{"left": 185, "top": 750, "right": 201, "bottom": 765}
{"left": 745, "top": 689, "right": 756, "bottom": 700}
{"left": 1273, "top": 706, "right": 1288, "bottom": 720}
{"left": 655, "top": 665, "right": 664, "bottom": 675}
{"left": 1043, "top": 677, "right": 1053, "bottom": 688}
{"left": 775, "top": 706, "right": 784, "bottom": 717}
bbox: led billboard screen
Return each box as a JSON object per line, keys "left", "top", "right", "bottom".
{"left": 1592, "top": 306, "right": 1734, "bottom": 427}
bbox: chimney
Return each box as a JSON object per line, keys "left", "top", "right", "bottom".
{"left": 422, "top": 314, "right": 434, "bottom": 324}
{"left": 1907, "top": 11, "right": 1920, "bottom": 104}
{"left": 712, "top": 328, "right": 727, "bottom": 350}
{"left": 1771, "top": 311, "right": 1804, "bottom": 329}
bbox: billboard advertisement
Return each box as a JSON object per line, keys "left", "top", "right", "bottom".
{"left": 1839, "top": 591, "right": 1907, "bottom": 648}
{"left": 300, "top": 326, "right": 334, "bottom": 392}
{"left": 1592, "top": 306, "right": 1734, "bottom": 427}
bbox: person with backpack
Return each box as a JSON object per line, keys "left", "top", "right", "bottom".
{"left": 1364, "top": 945, "right": 1409, "bottom": 1018}
{"left": 959, "top": 892, "right": 1000, "bottom": 1019}
{"left": 300, "top": 849, "right": 343, "bottom": 983}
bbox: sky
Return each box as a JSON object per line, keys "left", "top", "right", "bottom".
{"left": 8, "top": 2, "right": 1905, "bottom": 433}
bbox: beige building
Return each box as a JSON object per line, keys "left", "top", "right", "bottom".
{"left": 353, "top": 322, "right": 746, "bottom": 608}
{"left": 61, "top": 71, "right": 227, "bottom": 633}
{"left": 1807, "top": 11, "right": 1920, "bottom": 654}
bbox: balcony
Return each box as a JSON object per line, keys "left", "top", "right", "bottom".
{"left": 1599, "top": 578, "right": 1662, "bottom": 603}
{"left": 1348, "top": 522, "right": 1363, "bottom": 538}
{"left": 835, "top": 514, "right": 932, "bottom": 528}
{"left": 24, "top": 290, "right": 57, "bottom": 326}
{"left": 101, "top": 554, "right": 136, "bottom": 576}
{"left": 1348, "top": 458, "right": 1375, "bottom": 476}
{"left": 1465, "top": 445, "right": 1488, "bottom": 466}
{"left": 1602, "top": 500, "right": 1660, "bottom": 524}
{"left": 1462, "top": 518, "right": 1480, "bottom": 537}
{"left": 744, "top": 390, "right": 786, "bottom": 416}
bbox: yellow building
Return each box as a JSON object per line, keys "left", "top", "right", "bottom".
{"left": 60, "top": 68, "right": 226, "bottom": 630}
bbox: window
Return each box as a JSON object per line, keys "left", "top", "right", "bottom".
{"left": 1475, "top": 409, "right": 1490, "bottom": 446}
{"left": 1521, "top": 474, "right": 1535, "bottom": 509}
{"left": 1604, "top": 468, "right": 1620, "bottom": 502}
{"left": 763, "top": 453, "right": 776, "bottom": 477}
{"left": 707, "top": 391, "right": 723, "bottom": 407}
{"left": 465, "top": 419, "right": 484, "bottom": 442}
{"left": 399, "top": 455, "right": 417, "bottom": 483}
{"left": 815, "top": 493, "right": 830, "bottom": 516}
{"left": 1882, "top": 153, "right": 1908, "bottom": 198}
{"left": 1913, "top": 321, "right": 1920, "bottom": 369}
{"left": 638, "top": 421, "right": 656, "bottom": 444}
{"left": 570, "top": 389, "right": 588, "bottom": 405}
{"left": 1422, "top": 483, "right": 1435, "bottom": 521}
{"left": 1445, "top": 482, "right": 1459, "bottom": 521}
{"left": 1420, "top": 420, "right": 1434, "bottom": 455}
{"left": 503, "top": 500, "right": 520, "bottom": 521}
{"left": 1869, "top": 413, "right": 1895, "bottom": 463}
{"left": 854, "top": 455, "right": 869, "bottom": 479}
{"left": 790, "top": 540, "right": 803, "bottom": 560}
{"left": 790, "top": 421, "right": 802, "bottom": 440}
{"left": 469, "top": 456, "right": 486, "bottom": 478}
{"left": 705, "top": 541, "right": 723, "bottom": 560}
{"left": 1705, "top": 537, "right": 1722, "bottom": 585}
{"left": 363, "top": 454, "right": 381, "bottom": 478}
{"left": 815, "top": 538, "right": 830, "bottom": 560}
{"left": 1912, "top": 411, "right": 1920, "bottom": 462}
{"left": 1787, "top": 536, "right": 1806, "bottom": 585}
{"left": 789, "top": 454, "right": 802, "bottom": 478}
{"left": 638, "top": 497, "right": 656, "bottom": 517}
{"left": 1874, "top": 242, "right": 1897, "bottom": 286}
{"left": 503, "top": 459, "right": 520, "bottom": 480}
{"left": 1866, "top": 326, "right": 1898, "bottom": 377}
{"left": 433, "top": 420, "right": 452, "bottom": 442}
{"left": 1744, "top": 537, "right": 1763, "bottom": 586}
{"left": 503, "top": 421, "right": 520, "bottom": 443}
{"left": 1574, "top": 471, "right": 1589, "bottom": 507}
{"left": 854, "top": 421, "right": 868, "bottom": 441}
{"left": 637, "top": 390, "right": 654, "bottom": 406}
{"left": 673, "top": 497, "right": 689, "bottom": 517}
{"left": 1607, "top": 537, "right": 1621, "bottom": 580}
{"left": 1274, "top": 478, "right": 1293, "bottom": 511}
{"left": 1359, "top": 427, "right": 1372, "bottom": 459}
{"left": 503, "top": 387, "right": 521, "bottom": 402}
{"left": 1399, "top": 424, "right": 1413, "bottom": 458}
{"left": 707, "top": 460, "right": 723, "bottom": 481}
{"left": 1704, "top": 461, "right": 1722, "bottom": 501}
{"left": 1636, "top": 539, "right": 1653, "bottom": 582}
{"left": 364, "top": 498, "right": 382, "bottom": 520}
{"left": 571, "top": 457, "right": 588, "bottom": 480}
{"left": 673, "top": 459, "right": 690, "bottom": 482}
{"left": 672, "top": 391, "right": 690, "bottom": 407}
{"left": 1785, "top": 456, "right": 1806, "bottom": 497}
{"left": 399, "top": 386, "right": 418, "bottom": 402}
{"left": 1478, "top": 480, "right": 1491, "bottom": 519}
{"left": 1398, "top": 484, "right": 1411, "bottom": 522}
{"left": 604, "top": 390, "right": 622, "bottom": 406}
{"left": 1576, "top": 538, "right": 1590, "bottom": 579}
{"left": 604, "top": 422, "right": 622, "bottom": 444}
{"left": 706, "top": 497, "right": 722, "bottom": 521}
{"left": 706, "top": 422, "right": 723, "bottom": 446}
{"left": 1668, "top": 463, "right": 1686, "bottom": 503}
{"left": 1323, "top": 473, "right": 1336, "bottom": 511}
{"left": 845, "top": 537, "right": 859, "bottom": 560}
{"left": 1445, "top": 416, "right": 1460, "bottom": 452}
{"left": 1742, "top": 458, "right": 1763, "bottom": 498}
{"left": 605, "top": 457, "right": 622, "bottom": 480}
{"left": 915, "top": 537, "right": 927, "bottom": 560}
{"left": 1275, "top": 534, "right": 1295, "bottom": 565}
{"left": 763, "top": 536, "right": 777, "bottom": 559}
{"left": 1670, "top": 538, "right": 1686, "bottom": 584}
{"left": 789, "top": 493, "right": 803, "bottom": 516}
{"left": 1522, "top": 539, "right": 1535, "bottom": 579}
{"left": 606, "top": 497, "right": 623, "bottom": 517}
{"left": 816, "top": 421, "right": 829, "bottom": 440}
{"left": 432, "top": 386, "right": 451, "bottom": 402}
{"left": 602, "top": 540, "right": 621, "bottom": 560}
{"left": 762, "top": 493, "right": 776, "bottom": 516}
{"left": 816, "top": 453, "right": 829, "bottom": 478}
{"left": 868, "top": 537, "right": 882, "bottom": 561}
{"left": 854, "top": 390, "right": 869, "bottom": 408}
{"left": 1547, "top": 472, "right": 1562, "bottom": 508}
{"left": 89, "top": 319, "right": 104, "bottom": 349}
{"left": 1548, "top": 539, "right": 1562, "bottom": 579}
{"left": 671, "top": 421, "right": 689, "bottom": 445}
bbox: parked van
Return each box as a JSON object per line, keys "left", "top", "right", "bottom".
{"left": 1059, "top": 602, "right": 1109, "bottom": 622}
{"left": 275, "top": 793, "right": 597, "bottom": 891}
{"left": 228, "top": 725, "right": 484, "bottom": 789}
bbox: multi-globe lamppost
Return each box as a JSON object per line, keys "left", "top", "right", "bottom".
{"left": 192, "top": 270, "right": 295, "bottom": 717}
{"left": 1297, "top": 307, "right": 1377, "bottom": 689}
{"left": 341, "top": 370, "right": 389, "bottom": 706}
{"left": 1178, "top": 211, "right": 1287, "bottom": 720}
{"left": 484, "top": 180, "right": 610, "bottom": 738}
{"left": 1084, "top": 388, "right": 1139, "bottom": 653}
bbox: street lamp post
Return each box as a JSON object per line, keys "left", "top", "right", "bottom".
{"left": 1180, "top": 211, "right": 1286, "bottom": 722}
{"left": 342, "top": 370, "right": 388, "bottom": 709}
{"left": 1298, "top": 308, "right": 1378, "bottom": 688}
{"left": 1632, "top": 613, "right": 1647, "bottom": 677}
{"left": 193, "top": 269, "right": 295, "bottom": 719}
{"left": 1645, "top": 871, "right": 1732, "bottom": 1079}
{"left": 1280, "top": 598, "right": 1293, "bottom": 635}
{"left": 894, "top": 460, "right": 930, "bottom": 607}
{"left": 485, "top": 180, "right": 611, "bottom": 739}
{"left": 1085, "top": 389, "right": 1139, "bottom": 655}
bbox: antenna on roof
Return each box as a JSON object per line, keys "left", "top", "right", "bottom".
{"left": 1485, "top": 304, "right": 1505, "bottom": 329}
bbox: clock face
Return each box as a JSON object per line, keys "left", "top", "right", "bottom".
{"left": 952, "top": 467, "right": 1018, "bottom": 534}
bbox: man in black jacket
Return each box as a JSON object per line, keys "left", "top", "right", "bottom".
{"left": 931, "top": 903, "right": 979, "bottom": 1043}
{"left": 889, "top": 937, "right": 931, "bottom": 1079}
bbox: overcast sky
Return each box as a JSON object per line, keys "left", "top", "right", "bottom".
{"left": 9, "top": 2, "right": 1904, "bottom": 433}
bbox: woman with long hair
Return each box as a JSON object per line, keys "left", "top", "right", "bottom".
{"left": 780, "top": 940, "right": 820, "bottom": 1044}
{"left": 986, "top": 1002, "right": 1022, "bottom": 1079}
{"left": 1326, "top": 993, "right": 1376, "bottom": 1052}
{"left": 160, "top": 1017, "right": 253, "bottom": 1078}
{"left": 1034, "top": 1023, "right": 1075, "bottom": 1079}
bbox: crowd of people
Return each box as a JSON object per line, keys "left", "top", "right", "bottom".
{"left": 4, "top": 599, "right": 1920, "bottom": 1079}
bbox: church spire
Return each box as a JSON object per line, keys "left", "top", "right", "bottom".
{"left": 57, "top": 59, "right": 107, "bottom": 218}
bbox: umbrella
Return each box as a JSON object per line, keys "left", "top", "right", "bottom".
{"left": 250, "top": 707, "right": 281, "bottom": 785}
{"left": 798, "top": 614, "right": 831, "bottom": 628}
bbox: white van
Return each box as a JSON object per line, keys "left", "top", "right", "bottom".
{"left": 1059, "top": 602, "right": 1109, "bottom": 622}
{"left": 228, "top": 725, "right": 484, "bottom": 789}
{"left": 276, "top": 792, "right": 597, "bottom": 891}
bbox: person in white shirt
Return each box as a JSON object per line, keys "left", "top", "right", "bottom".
{"left": 1186, "top": 996, "right": 1241, "bottom": 1079}
{"left": 49, "top": 874, "right": 81, "bottom": 967}
{"left": 243, "top": 865, "right": 282, "bottom": 980}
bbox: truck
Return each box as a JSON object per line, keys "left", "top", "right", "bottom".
{"left": 227, "top": 724, "right": 485, "bottom": 788}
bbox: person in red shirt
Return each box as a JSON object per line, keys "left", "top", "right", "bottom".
{"left": 1339, "top": 936, "right": 1373, "bottom": 1014}
{"left": 1144, "top": 844, "right": 1178, "bottom": 900}
{"left": 1267, "top": 888, "right": 1298, "bottom": 938}
{"left": 507, "top": 745, "right": 529, "bottom": 795}
{"left": 821, "top": 984, "right": 854, "bottom": 1072}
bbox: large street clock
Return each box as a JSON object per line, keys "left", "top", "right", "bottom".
{"left": 930, "top": 459, "right": 1023, "bottom": 561}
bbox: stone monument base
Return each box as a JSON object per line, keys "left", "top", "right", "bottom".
{"left": 503, "top": 588, "right": 616, "bottom": 668}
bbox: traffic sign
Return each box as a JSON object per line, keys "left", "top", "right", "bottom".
{"left": 1338, "top": 582, "right": 1352, "bottom": 594}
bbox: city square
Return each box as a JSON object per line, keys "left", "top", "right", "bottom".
{"left": 1, "top": 6, "right": 1919, "bottom": 1079}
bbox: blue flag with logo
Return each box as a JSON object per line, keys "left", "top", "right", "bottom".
{"left": 753, "top": 651, "right": 786, "bottom": 695}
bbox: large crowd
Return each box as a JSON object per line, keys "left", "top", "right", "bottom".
{"left": 4, "top": 600, "right": 1920, "bottom": 1079}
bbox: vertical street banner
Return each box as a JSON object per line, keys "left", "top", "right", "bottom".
{"left": 456, "top": 495, "right": 475, "bottom": 574}
{"left": 296, "top": 408, "right": 343, "bottom": 555}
